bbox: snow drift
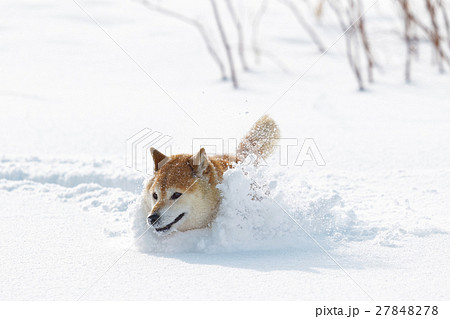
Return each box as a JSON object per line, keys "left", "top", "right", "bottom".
{"left": 130, "top": 163, "right": 374, "bottom": 254}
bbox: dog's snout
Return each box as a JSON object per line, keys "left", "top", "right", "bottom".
{"left": 148, "top": 213, "right": 160, "bottom": 225}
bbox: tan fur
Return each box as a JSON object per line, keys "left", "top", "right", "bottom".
{"left": 237, "top": 114, "right": 280, "bottom": 162}
{"left": 144, "top": 115, "right": 279, "bottom": 233}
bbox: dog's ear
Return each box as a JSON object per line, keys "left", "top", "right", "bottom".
{"left": 150, "top": 147, "right": 168, "bottom": 171}
{"left": 191, "top": 148, "right": 209, "bottom": 176}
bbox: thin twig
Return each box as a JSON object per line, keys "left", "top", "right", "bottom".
{"left": 279, "top": 0, "right": 326, "bottom": 53}
{"left": 140, "top": 0, "right": 227, "bottom": 80}
{"left": 328, "top": 0, "right": 365, "bottom": 90}
{"left": 225, "top": 0, "right": 249, "bottom": 71}
{"left": 252, "top": 0, "right": 268, "bottom": 64}
{"left": 211, "top": 0, "right": 239, "bottom": 88}
{"left": 399, "top": 0, "right": 450, "bottom": 69}
{"left": 356, "top": 0, "right": 375, "bottom": 82}
{"left": 399, "top": 0, "right": 415, "bottom": 82}
{"left": 438, "top": 0, "right": 450, "bottom": 49}
{"left": 426, "top": 0, "right": 445, "bottom": 72}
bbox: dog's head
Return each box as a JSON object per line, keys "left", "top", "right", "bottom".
{"left": 144, "top": 147, "right": 221, "bottom": 233}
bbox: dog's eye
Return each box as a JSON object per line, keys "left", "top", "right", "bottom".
{"left": 171, "top": 192, "right": 182, "bottom": 200}
{"left": 152, "top": 192, "right": 158, "bottom": 200}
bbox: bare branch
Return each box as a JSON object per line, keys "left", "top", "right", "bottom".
{"left": 426, "top": 0, "right": 447, "bottom": 72}
{"left": 397, "top": 0, "right": 450, "bottom": 70}
{"left": 279, "top": 0, "right": 326, "bottom": 53}
{"left": 356, "top": 0, "right": 375, "bottom": 82}
{"left": 225, "top": 0, "right": 249, "bottom": 71}
{"left": 328, "top": 0, "right": 365, "bottom": 90}
{"left": 252, "top": 0, "right": 268, "bottom": 64}
{"left": 210, "top": 0, "right": 239, "bottom": 88}
{"left": 398, "top": 0, "right": 416, "bottom": 82}
{"left": 140, "top": 0, "right": 227, "bottom": 80}
{"left": 438, "top": 0, "right": 450, "bottom": 49}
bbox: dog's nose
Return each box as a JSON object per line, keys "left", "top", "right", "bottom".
{"left": 148, "top": 213, "right": 160, "bottom": 225}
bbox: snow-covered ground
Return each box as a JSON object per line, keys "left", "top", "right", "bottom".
{"left": 1, "top": 0, "right": 450, "bottom": 300}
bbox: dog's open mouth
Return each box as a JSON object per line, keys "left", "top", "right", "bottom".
{"left": 155, "top": 213, "right": 185, "bottom": 232}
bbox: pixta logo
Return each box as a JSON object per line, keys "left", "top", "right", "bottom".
{"left": 126, "top": 128, "right": 172, "bottom": 174}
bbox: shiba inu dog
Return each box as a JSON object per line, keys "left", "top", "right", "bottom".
{"left": 143, "top": 115, "right": 280, "bottom": 233}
